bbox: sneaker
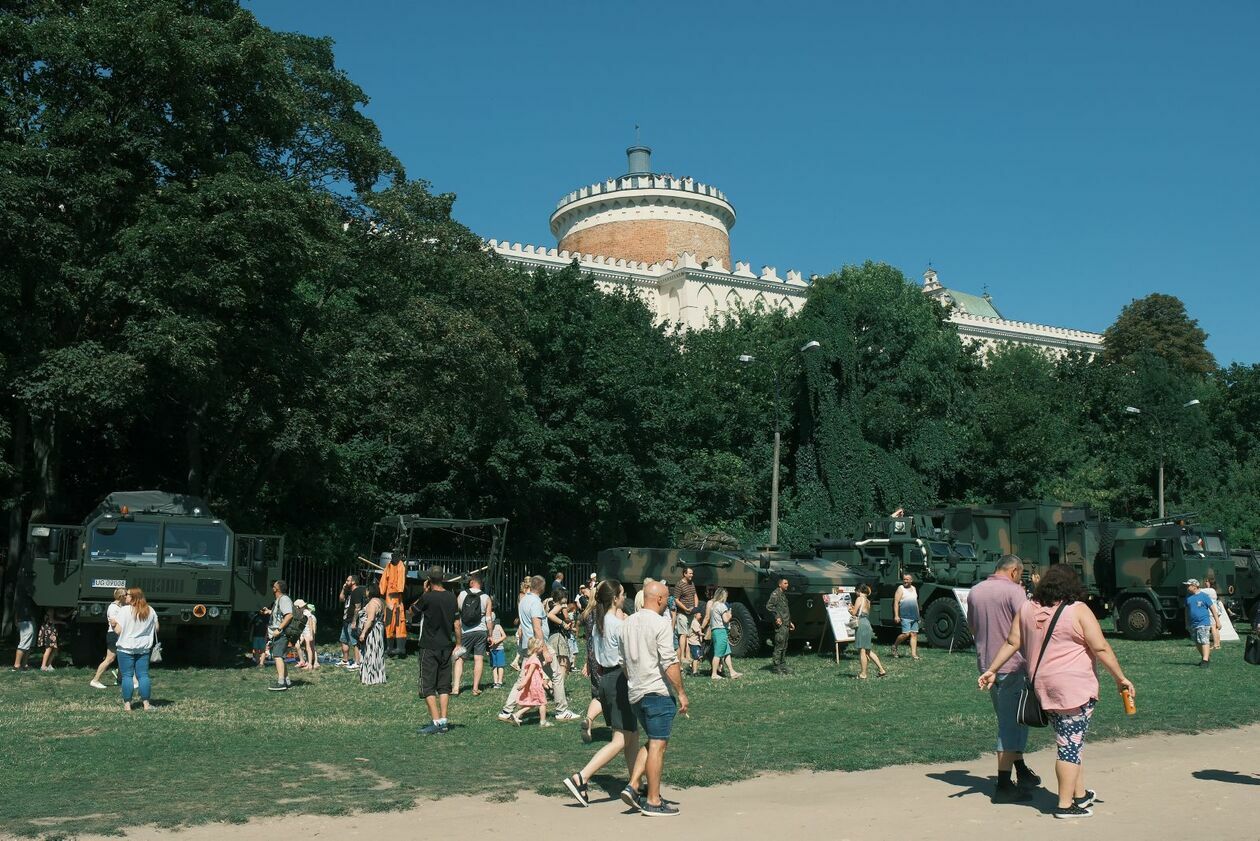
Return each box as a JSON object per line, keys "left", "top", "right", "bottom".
{"left": 992, "top": 782, "right": 1032, "bottom": 803}
{"left": 1198, "top": 660, "right": 1210, "bottom": 669}
{"left": 346, "top": 663, "right": 360, "bottom": 671}
{"left": 267, "top": 682, "right": 289, "bottom": 691}
{"left": 555, "top": 710, "right": 581, "bottom": 721}
{"left": 581, "top": 718, "right": 593, "bottom": 743}
{"left": 284, "top": 676, "right": 292, "bottom": 686}
{"left": 89, "top": 680, "right": 107, "bottom": 689}
{"left": 497, "top": 711, "right": 515, "bottom": 722}
{"left": 641, "top": 801, "right": 680, "bottom": 817}
{"left": 620, "top": 786, "right": 642, "bottom": 812}
{"left": 1054, "top": 804, "right": 1092, "bottom": 819}
{"left": 563, "top": 774, "right": 590, "bottom": 807}
{"left": 417, "top": 722, "right": 444, "bottom": 735}
{"left": 1074, "top": 789, "right": 1097, "bottom": 808}
{"left": 1016, "top": 768, "right": 1042, "bottom": 788}
{"left": 492, "top": 682, "right": 503, "bottom": 689}
{"left": 41, "top": 666, "right": 55, "bottom": 672}
{"left": 439, "top": 722, "right": 451, "bottom": 734}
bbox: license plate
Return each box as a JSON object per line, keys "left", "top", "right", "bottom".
{"left": 91, "top": 578, "right": 126, "bottom": 589}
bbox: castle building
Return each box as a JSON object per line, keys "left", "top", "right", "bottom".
{"left": 493, "top": 146, "right": 1103, "bottom": 357}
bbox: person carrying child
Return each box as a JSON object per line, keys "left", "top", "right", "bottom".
{"left": 508, "top": 637, "right": 552, "bottom": 727}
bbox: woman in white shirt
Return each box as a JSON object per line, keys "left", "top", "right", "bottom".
{"left": 90, "top": 587, "right": 128, "bottom": 689}
{"left": 111, "top": 587, "right": 159, "bottom": 711}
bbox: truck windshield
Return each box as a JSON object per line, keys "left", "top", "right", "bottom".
{"left": 90, "top": 522, "right": 159, "bottom": 565}
{"left": 928, "top": 542, "right": 952, "bottom": 557}
{"left": 953, "top": 544, "right": 977, "bottom": 559}
{"left": 162, "top": 523, "right": 230, "bottom": 566}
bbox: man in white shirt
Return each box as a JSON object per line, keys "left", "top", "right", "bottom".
{"left": 620, "top": 580, "right": 688, "bottom": 817}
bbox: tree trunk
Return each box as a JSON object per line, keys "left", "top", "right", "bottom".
{"left": 29, "top": 412, "right": 59, "bottom": 524}
{"left": 187, "top": 404, "right": 205, "bottom": 497}
{"left": 1, "top": 409, "right": 29, "bottom": 641}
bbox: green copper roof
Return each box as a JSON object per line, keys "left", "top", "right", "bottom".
{"left": 942, "top": 288, "right": 1003, "bottom": 319}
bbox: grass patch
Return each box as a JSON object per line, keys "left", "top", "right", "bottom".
{"left": 1, "top": 633, "right": 1254, "bottom": 837}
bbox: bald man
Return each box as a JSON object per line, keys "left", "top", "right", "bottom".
{"left": 620, "top": 580, "right": 689, "bottom": 816}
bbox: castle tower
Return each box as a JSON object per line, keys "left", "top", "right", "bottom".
{"left": 550, "top": 146, "right": 736, "bottom": 268}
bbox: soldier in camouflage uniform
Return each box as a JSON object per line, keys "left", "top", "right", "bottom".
{"left": 766, "top": 578, "right": 794, "bottom": 674}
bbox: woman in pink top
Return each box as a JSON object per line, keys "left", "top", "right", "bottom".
{"left": 979, "top": 565, "right": 1135, "bottom": 820}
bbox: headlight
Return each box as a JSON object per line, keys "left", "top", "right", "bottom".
{"left": 192, "top": 604, "right": 207, "bottom": 618}
{"left": 91, "top": 603, "right": 104, "bottom": 615}
{"left": 208, "top": 606, "right": 221, "bottom": 619}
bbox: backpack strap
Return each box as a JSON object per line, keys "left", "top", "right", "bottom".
{"left": 1028, "top": 601, "right": 1070, "bottom": 688}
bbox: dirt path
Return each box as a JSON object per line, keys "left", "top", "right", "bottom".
{"left": 90, "top": 725, "right": 1259, "bottom": 840}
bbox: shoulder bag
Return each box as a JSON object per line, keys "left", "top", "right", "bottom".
{"left": 1245, "top": 633, "right": 1260, "bottom": 666}
{"left": 1016, "top": 602, "right": 1069, "bottom": 728}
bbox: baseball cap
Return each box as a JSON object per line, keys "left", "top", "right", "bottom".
{"left": 1183, "top": 578, "right": 1200, "bottom": 587}
{"left": 294, "top": 599, "right": 307, "bottom": 608}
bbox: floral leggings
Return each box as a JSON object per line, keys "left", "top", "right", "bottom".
{"left": 1048, "top": 699, "right": 1096, "bottom": 765}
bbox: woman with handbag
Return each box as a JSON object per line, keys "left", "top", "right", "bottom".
{"left": 979, "top": 565, "right": 1134, "bottom": 820}
{"left": 849, "top": 584, "right": 887, "bottom": 679}
{"left": 112, "top": 587, "right": 159, "bottom": 712}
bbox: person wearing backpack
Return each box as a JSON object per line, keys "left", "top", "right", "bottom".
{"left": 453, "top": 574, "right": 492, "bottom": 696}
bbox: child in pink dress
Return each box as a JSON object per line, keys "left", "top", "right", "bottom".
{"left": 510, "top": 637, "right": 552, "bottom": 727}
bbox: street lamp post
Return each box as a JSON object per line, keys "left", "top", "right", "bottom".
{"left": 1124, "top": 399, "right": 1201, "bottom": 519}
{"left": 740, "top": 340, "right": 821, "bottom": 548}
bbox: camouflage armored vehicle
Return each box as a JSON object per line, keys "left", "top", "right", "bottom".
{"left": 931, "top": 501, "right": 1238, "bottom": 640}
{"left": 810, "top": 513, "right": 987, "bottom": 649}
{"left": 596, "top": 543, "right": 869, "bottom": 657}
{"left": 24, "top": 491, "right": 283, "bottom": 663}
{"left": 1230, "top": 548, "right": 1260, "bottom": 624}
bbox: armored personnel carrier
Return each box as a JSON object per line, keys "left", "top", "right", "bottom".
{"left": 596, "top": 543, "right": 869, "bottom": 657}
{"left": 24, "top": 491, "right": 283, "bottom": 663}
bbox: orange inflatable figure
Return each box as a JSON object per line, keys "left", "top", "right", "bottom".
{"left": 380, "top": 554, "right": 408, "bottom": 655}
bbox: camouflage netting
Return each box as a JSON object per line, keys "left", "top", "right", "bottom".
{"left": 678, "top": 530, "right": 741, "bottom": 551}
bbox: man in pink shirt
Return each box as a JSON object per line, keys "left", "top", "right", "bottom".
{"left": 968, "top": 555, "right": 1041, "bottom": 802}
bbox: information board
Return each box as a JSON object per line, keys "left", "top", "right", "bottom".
{"left": 952, "top": 587, "right": 972, "bottom": 620}
{"left": 824, "top": 589, "right": 855, "bottom": 643}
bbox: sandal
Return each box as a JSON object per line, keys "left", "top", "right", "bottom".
{"left": 857, "top": 674, "right": 868, "bottom": 680}
{"left": 509, "top": 715, "right": 523, "bottom": 727}
{"left": 539, "top": 721, "right": 554, "bottom": 728}
{"left": 472, "top": 689, "right": 482, "bottom": 696}
{"left": 877, "top": 670, "right": 888, "bottom": 678}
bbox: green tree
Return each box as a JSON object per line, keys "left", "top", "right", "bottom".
{"left": 788, "top": 262, "right": 978, "bottom": 543}
{"left": 1102, "top": 293, "right": 1215, "bottom": 375}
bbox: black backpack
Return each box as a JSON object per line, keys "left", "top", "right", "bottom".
{"left": 460, "top": 591, "right": 484, "bottom": 627}
{"left": 284, "top": 609, "right": 308, "bottom": 643}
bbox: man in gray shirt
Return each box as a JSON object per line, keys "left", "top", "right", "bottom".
{"left": 265, "top": 579, "right": 294, "bottom": 691}
{"left": 968, "top": 555, "right": 1040, "bottom": 801}
{"left": 621, "top": 580, "right": 689, "bottom": 816}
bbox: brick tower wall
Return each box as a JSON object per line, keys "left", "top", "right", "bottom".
{"left": 559, "top": 220, "right": 731, "bottom": 269}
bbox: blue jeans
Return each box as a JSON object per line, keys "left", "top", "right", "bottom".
{"left": 633, "top": 692, "right": 677, "bottom": 741}
{"left": 117, "top": 648, "right": 151, "bottom": 704}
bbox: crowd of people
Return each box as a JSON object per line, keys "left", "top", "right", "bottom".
{"left": 14, "top": 551, "right": 1255, "bottom": 821}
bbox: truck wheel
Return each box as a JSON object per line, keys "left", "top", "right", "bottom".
{"left": 69, "top": 623, "right": 101, "bottom": 667}
{"left": 1118, "top": 598, "right": 1163, "bottom": 640}
{"left": 726, "top": 602, "right": 760, "bottom": 658}
{"left": 924, "top": 598, "right": 973, "bottom": 650}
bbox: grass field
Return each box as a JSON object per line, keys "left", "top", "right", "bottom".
{"left": 1, "top": 632, "right": 1255, "bottom": 839}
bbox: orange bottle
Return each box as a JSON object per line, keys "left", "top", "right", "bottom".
{"left": 1121, "top": 688, "right": 1136, "bottom": 715}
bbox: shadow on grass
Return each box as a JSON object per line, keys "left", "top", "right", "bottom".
{"left": 1192, "top": 769, "right": 1260, "bottom": 785}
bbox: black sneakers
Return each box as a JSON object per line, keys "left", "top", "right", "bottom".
{"left": 620, "top": 786, "right": 641, "bottom": 811}
{"left": 992, "top": 781, "right": 1032, "bottom": 803}
{"left": 641, "top": 801, "right": 680, "bottom": 817}
{"left": 1054, "top": 803, "right": 1092, "bottom": 819}
{"left": 1074, "top": 789, "right": 1097, "bottom": 808}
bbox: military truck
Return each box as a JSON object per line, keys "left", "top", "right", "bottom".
{"left": 24, "top": 491, "right": 283, "bottom": 663}
{"left": 809, "top": 513, "right": 988, "bottom": 649}
{"left": 931, "top": 501, "right": 1237, "bottom": 640}
{"left": 596, "top": 544, "right": 868, "bottom": 657}
{"left": 1228, "top": 548, "right": 1260, "bottom": 625}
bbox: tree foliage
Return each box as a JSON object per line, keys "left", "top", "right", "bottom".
{"left": 1102, "top": 293, "right": 1215, "bottom": 375}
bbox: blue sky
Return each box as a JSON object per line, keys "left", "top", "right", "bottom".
{"left": 248, "top": 1, "right": 1258, "bottom": 364}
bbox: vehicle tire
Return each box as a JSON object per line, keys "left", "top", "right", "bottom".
{"left": 69, "top": 622, "right": 101, "bottom": 668}
{"left": 184, "top": 626, "right": 227, "bottom": 666}
{"left": 725, "top": 602, "right": 760, "bottom": 658}
{"left": 923, "top": 598, "right": 973, "bottom": 650}
{"left": 1118, "top": 597, "right": 1163, "bottom": 641}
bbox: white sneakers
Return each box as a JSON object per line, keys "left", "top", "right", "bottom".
{"left": 89, "top": 680, "right": 107, "bottom": 689}
{"left": 555, "top": 710, "right": 581, "bottom": 721}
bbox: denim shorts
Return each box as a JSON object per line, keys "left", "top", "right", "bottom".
{"left": 634, "top": 692, "right": 677, "bottom": 741}
{"left": 900, "top": 618, "right": 921, "bottom": 633}
{"left": 489, "top": 648, "right": 506, "bottom": 669}
{"left": 991, "top": 671, "right": 1030, "bottom": 753}
{"left": 339, "top": 622, "right": 355, "bottom": 646}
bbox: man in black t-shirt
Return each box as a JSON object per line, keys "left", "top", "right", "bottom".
{"left": 416, "top": 569, "right": 460, "bottom": 735}
{"left": 339, "top": 574, "right": 366, "bottom": 669}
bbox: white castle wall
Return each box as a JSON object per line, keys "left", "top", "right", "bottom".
{"left": 487, "top": 240, "right": 1103, "bottom": 356}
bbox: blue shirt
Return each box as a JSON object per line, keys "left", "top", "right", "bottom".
{"left": 518, "top": 593, "right": 545, "bottom": 644}
{"left": 1185, "top": 591, "right": 1215, "bottom": 627}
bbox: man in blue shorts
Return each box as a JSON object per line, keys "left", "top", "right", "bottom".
{"left": 621, "top": 580, "right": 689, "bottom": 817}
{"left": 1183, "top": 579, "right": 1220, "bottom": 668}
